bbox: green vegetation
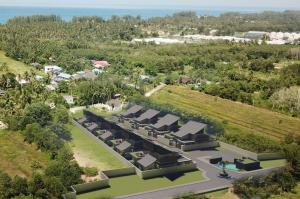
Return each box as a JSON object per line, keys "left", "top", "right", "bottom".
{"left": 260, "top": 159, "right": 287, "bottom": 169}
{"left": 77, "top": 171, "right": 203, "bottom": 199}
{"left": 271, "top": 183, "right": 300, "bottom": 199}
{"left": 234, "top": 171, "right": 296, "bottom": 199}
{"left": 151, "top": 86, "right": 300, "bottom": 140}
{"left": 0, "top": 130, "right": 50, "bottom": 177}
{"left": 0, "top": 50, "right": 39, "bottom": 75}
{"left": 67, "top": 124, "right": 127, "bottom": 171}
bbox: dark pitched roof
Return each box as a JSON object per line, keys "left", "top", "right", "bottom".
{"left": 153, "top": 114, "right": 180, "bottom": 129}
{"left": 87, "top": 123, "right": 98, "bottom": 131}
{"left": 100, "top": 131, "right": 113, "bottom": 140}
{"left": 121, "top": 105, "right": 143, "bottom": 117}
{"left": 137, "top": 154, "right": 157, "bottom": 168}
{"left": 116, "top": 141, "right": 131, "bottom": 152}
{"left": 173, "top": 121, "right": 207, "bottom": 138}
{"left": 135, "top": 109, "right": 160, "bottom": 123}
{"left": 77, "top": 117, "right": 87, "bottom": 124}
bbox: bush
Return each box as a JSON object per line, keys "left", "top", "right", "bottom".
{"left": 83, "top": 167, "right": 98, "bottom": 177}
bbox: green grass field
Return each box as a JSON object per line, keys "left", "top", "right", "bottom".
{"left": 67, "top": 124, "right": 127, "bottom": 171}
{"left": 151, "top": 86, "right": 300, "bottom": 140}
{"left": 0, "top": 50, "right": 40, "bottom": 75}
{"left": 0, "top": 130, "right": 50, "bottom": 177}
{"left": 260, "top": 159, "right": 287, "bottom": 169}
{"left": 77, "top": 171, "right": 203, "bottom": 199}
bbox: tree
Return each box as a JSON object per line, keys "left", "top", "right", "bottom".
{"left": 11, "top": 176, "right": 28, "bottom": 196}
{"left": 20, "top": 103, "right": 52, "bottom": 129}
{"left": 23, "top": 123, "right": 42, "bottom": 144}
{"left": 48, "top": 123, "right": 71, "bottom": 141}
{"left": 0, "top": 171, "right": 12, "bottom": 199}
{"left": 43, "top": 176, "right": 66, "bottom": 198}
{"left": 51, "top": 106, "right": 70, "bottom": 124}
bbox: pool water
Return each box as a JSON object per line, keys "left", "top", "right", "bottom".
{"left": 216, "top": 162, "right": 240, "bottom": 171}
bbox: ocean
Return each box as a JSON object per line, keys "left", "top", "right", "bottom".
{"left": 0, "top": 6, "right": 286, "bottom": 24}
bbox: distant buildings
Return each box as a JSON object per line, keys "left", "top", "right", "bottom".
{"left": 244, "top": 31, "right": 267, "bottom": 40}
{"left": 44, "top": 65, "right": 62, "bottom": 74}
{"left": 92, "top": 60, "right": 111, "bottom": 69}
{"left": 63, "top": 95, "right": 75, "bottom": 105}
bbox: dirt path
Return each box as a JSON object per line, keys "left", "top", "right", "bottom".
{"left": 145, "top": 83, "right": 166, "bottom": 97}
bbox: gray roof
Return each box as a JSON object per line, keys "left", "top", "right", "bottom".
{"left": 100, "top": 131, "right": 113, "bottom": 140}
{"left": 173, "top": 121, "right": 207, "bottom": 138}
{"left": 116, "top": 141, "right": 131, "bottom": 152}
{"left": 87, "top": 123, "right": 98, "bottom": 131}
{"left": 122, "top": 105, "right": 143, "bottom": 117}
{"left": 137, "top": 154, "right": 157, "bottom": 168}
{"left": 135, "top": 109, "right": 160, "bottom": 123}
{"left": 153, "top": 114, "right": 180, "bottom": 129}
{"left": 77, "top": 117, "right": 87, "bottom": 124}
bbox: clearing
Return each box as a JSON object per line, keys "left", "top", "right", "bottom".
{"left": 0, "top": 50, "right": 39, "bottom": 75}
{"left": 66, "top": 124, "right": 127, "bottom": 171}
{"left": 151, "top": 86, "right": 300, "bottom": 140}
{"left": 77, "top": 171, "right": 203, "bottom": 199}
{"left": 0, "top": 130, "right": 50, "bottom": 177}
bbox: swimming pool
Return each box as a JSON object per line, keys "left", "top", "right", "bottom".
{"left": 216, "top": 162, "right": 240, "bottom": 171}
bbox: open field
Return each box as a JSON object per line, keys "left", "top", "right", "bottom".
{"left": 77, "top": 171, "right": 203, "bottom": 199}
{"left": 260, "top": 159, "right": 287, "bottom": 169}
{"left": 0, "top": 50, "right": 39, "bottom": 75}
{"left": 151, "top": 86, "right": 300, "bottom": 140}
{"left": 66, "top": 124, "right": 127, "bottom": 171}
{"left": 0, "top": 130, "right": 50, "bottom": 177}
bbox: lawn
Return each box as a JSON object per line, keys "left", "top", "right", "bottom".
{"left": 151, "top": 86, "right": 300, "bottom": 140}
{"left": 260, "top": 159, "right": 287, "bottom": 169}
{"left": 0, "top": 130, "right": 50, "bottom": 177}
{"left": 77, "top": 171, "right": 203, "bottom": 199}
{"left": 66, "top": 124, "right": 127, "bottom": 171}
{"left": 0, "top": 50, "right": 40, "bottom": 75}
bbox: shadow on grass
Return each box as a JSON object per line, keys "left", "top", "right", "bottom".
{"left": 164, "top": 172, "right": 185, "bottom": 181}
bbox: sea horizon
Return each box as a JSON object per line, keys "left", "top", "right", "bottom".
{"left": 0, "top": 5, "right": 296, "bottom": 24}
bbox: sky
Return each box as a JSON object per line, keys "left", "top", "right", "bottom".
{"left": 0, "top": 0, "right": 300, "bottom": 9}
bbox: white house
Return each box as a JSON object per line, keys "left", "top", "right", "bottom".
{"left": 44, "top": 65, "right": 62, "bottom": 74}
{"left": 63, "top": 95, "right": 75, "bottom": 105}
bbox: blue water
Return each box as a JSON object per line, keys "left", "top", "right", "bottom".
{"left": 0, "top": 6, "right": 286, "bottom": 24}
{"left": 216, "top": 162, "right": 240, "bottom": 171}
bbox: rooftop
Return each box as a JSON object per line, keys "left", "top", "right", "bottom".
{"left": 121, "top": 105, "right": 143, "bottom": 117}
{"left": 100, "top": 131, "right": 113, "bottom": 140}
{"left": 116, "top": 141, "right": 132, "bottom": 152}
{"left": 152, "top": 114, "right": 180, "bottom": 129}
{"left": 135, "top": 109, "right": 160, "bottom": 123}
{"left": 137, "top": 154, "right": 157, "bottom": 168}
{"left": 173, "top": 121, "right": 207, "bottom": 138}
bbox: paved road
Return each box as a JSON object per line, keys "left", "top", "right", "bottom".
{"left": 117, "top": 151, "right": 284, "bottom": 199}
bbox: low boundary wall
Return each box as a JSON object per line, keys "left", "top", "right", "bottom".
{"left": 136, "top": 163, "right": 197, "bottom": 179}
{"left": 181, "top": 141, "right": 220, "bottom": 151}
{"left": 103, "top": 167, "right": 136, "bottom": 178}
{"left": 219, "top": 141, "right": 284, "bottom": 161}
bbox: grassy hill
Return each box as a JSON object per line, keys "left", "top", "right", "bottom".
{"left": 151, "top": 86, "right": 300, "bottom": 140}
{"left": 0, "top": 130, "right": 50, "bottom": 177}
{"left": 0, "top": 50, "right": 39, "bottom": 75}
